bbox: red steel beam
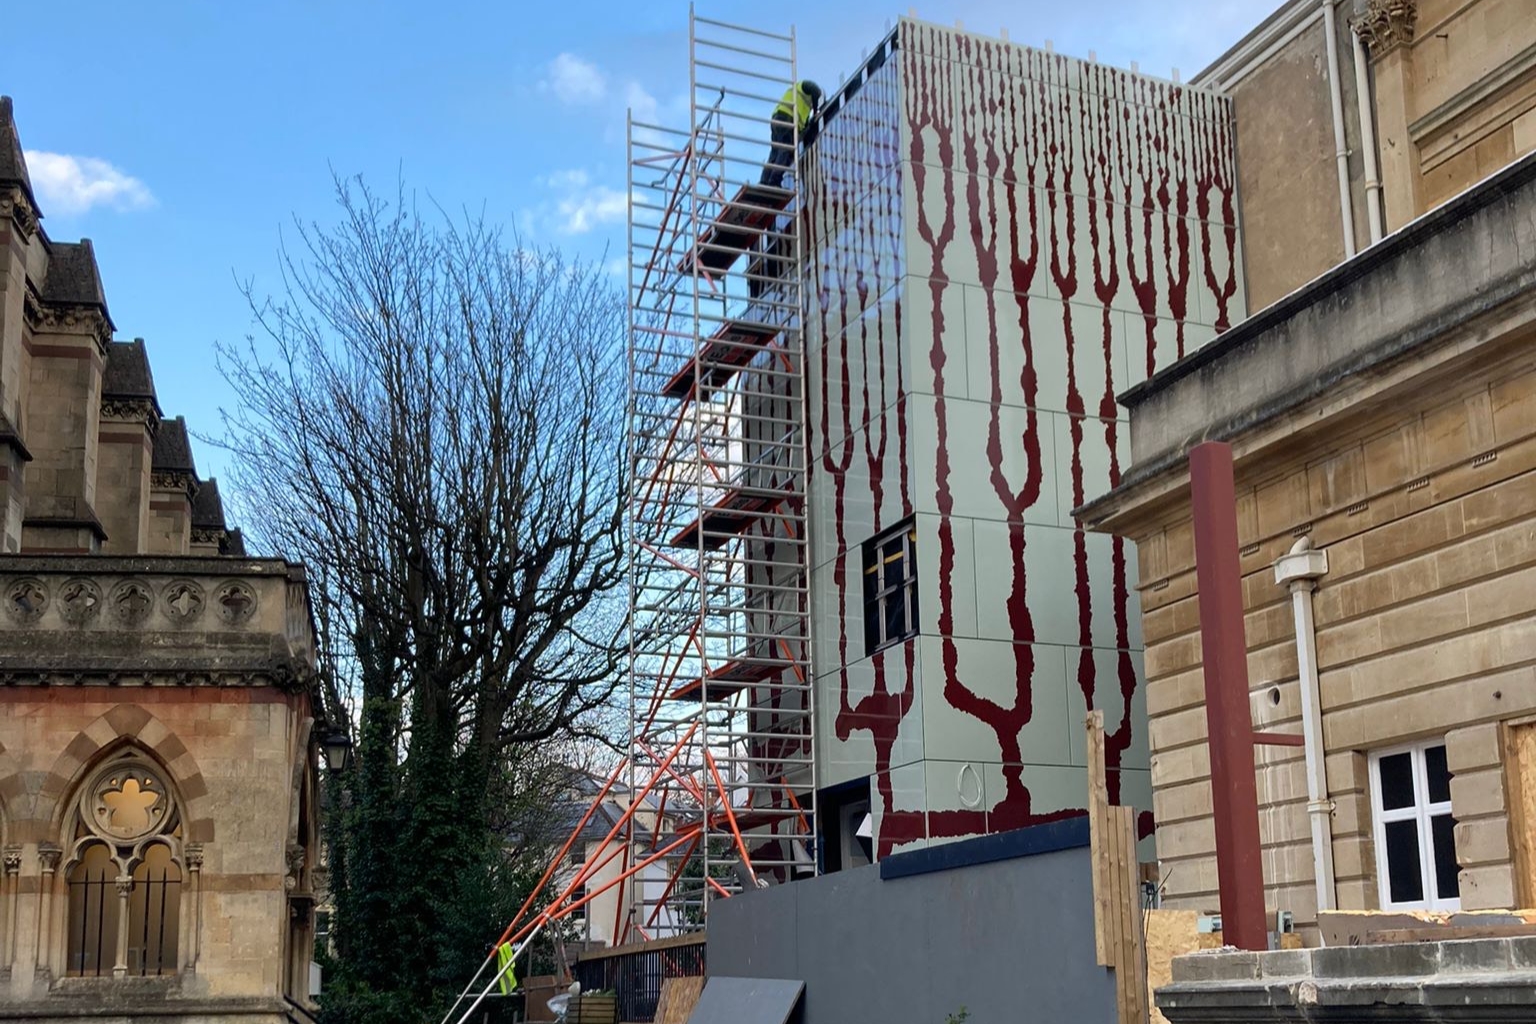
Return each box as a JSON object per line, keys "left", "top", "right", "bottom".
{"left": 1189, "top": 441, "right": 1267, "bottom": 952}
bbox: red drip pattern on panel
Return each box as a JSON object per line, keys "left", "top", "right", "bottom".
{"left": 802, "top": 57, "right": 914, "bottom": 841}
{"left": 901, "top": 24, "right": 1234, "bottom": 851}
{"left": 804, "top": 23, "right": 1237, "bottom": 856}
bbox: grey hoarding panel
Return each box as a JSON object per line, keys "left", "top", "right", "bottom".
{"left": 687, "top": 977, "right": 805, "bottom": 1024}
{"left": 708, "top": 841, "right": 1114, "bottom": 1024}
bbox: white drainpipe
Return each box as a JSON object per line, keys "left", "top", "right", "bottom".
{"left": 1351, "top": 25, "right": 1387, "bottom": 243}
{"left": 1321, "top": 0, "right": 1358, "bottom": 259}
{"left": 1273, "top": 536, "right": 1335, "bottom": 913}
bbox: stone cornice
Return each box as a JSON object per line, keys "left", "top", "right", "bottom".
{"left": 30, "top": 302, "right": 111, "bottom": 351}
{"left": 99, "top": 397, "right": 161, "bottom": 432}
{"left": 1355, "top": 0, "right": 1417, "bottom": 58}
{"left": 0, "top": 555, "right": 304, "bottom": 577}
{"left": 0, "top": 185, "right": 38, "bottom": 239}
{"left": 0, "top": 993, "right": 310, "bottom": 1019}
{"left": 150, "top": 469, "right": 196, "bottom": 496}
{"left": 1078, "top": 150, "right": 1536, "bottom": 533}
{"left": 0, "top": 424, "right": 31, "bottom": 463}
{"left": 21, "top": 510, "right": 108, "bottom": 543}
{"left": 0, "top": 668, "right": 312, "bottom": 692}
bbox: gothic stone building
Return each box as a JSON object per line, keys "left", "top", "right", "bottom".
{"left": 0, "top": 96, "right": 326, "bottom": 1024}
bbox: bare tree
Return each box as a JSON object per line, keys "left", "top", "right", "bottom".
{"left": 217, "top": 177, "right": 629, "bottom": 1019}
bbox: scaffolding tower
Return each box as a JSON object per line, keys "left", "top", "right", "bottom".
{"left": 620, "top": 8, "right": 816, "bottom": 939}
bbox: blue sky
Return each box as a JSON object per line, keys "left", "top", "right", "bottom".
{"left": 8, "top": 0, "right": 1270, "bottom": 490}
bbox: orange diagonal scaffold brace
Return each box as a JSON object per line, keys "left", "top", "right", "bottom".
{"left": 646, "top": 831, "right": 702, "bottom": 929}
{"left": 482, "top": 751, "right": 629, "bottom": 964}
{"left": 781, "top": 776, "right": 810, "bottom": 836}
{"left": 538, "top": 720, "right": 701, "bottom": 919}
{"left": 703, "top": 747, "right": 758, "bottom": 888}
{"left": 508, "top": 829, "right": 700, "bottom": 948}
{"left": 499, "top": 718, "right": 699, "bottom": 949}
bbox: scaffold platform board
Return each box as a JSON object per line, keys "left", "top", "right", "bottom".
{"left": 666, "top": 486, "right": 786, "bottom": 550}
{"left": 661, "top": 318, "right": 782, "bottom": 400}
{"left": 667, "top": 656, "right": 787, "bottom": 702}
{"left": 681, "top": 184, "right": 793, "bottom": 275}
{"left": 676, "top": 805, "right": 805, "bottom": 839}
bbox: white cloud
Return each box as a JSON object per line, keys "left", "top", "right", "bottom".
{"left": 541, "top": 168, "right": 592, "bottom": 190}
{"left": 625, "top": 82, "right": 660, "bottom": 124}
{"left": 542, "top": 53, "right": 608, "bottom": 105}
{"left": 556, "top": 184, "right": 628, "bottom": 234}
{"left": 536, "top": 168, "right": 630, "bottom": 235}
{"left": 23, "top": 151, "right": 155, "bottom": 216}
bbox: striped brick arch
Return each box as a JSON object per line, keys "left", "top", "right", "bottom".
{"left": 38, "top": 705, "right": 214, "bottom": 844}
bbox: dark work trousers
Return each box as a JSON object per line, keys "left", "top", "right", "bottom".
{"left": 760, "top": 110, "right": 796, "bottom": 188}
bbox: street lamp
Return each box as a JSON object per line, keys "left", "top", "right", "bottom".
{"left": 320, "top": 729, "right": 354, "bottom": 772}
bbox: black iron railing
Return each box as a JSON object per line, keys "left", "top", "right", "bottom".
{"left": 128, "top": 864, "right": 180, "bottom": 975}
{"left": 67, "top": 863, "right": 180, "bottom": 976}
{"left": 572, "top": 935, "right": 706, "bottom": 1023}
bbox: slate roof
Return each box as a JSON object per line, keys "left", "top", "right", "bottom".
{"left": 152, "top": 416, "right": 197, "bottom": 474}
{"left": 554, "top": 797, "right": 640, "bottom": 843}
{"left": 0, "top": 97, "right": 31, "bottom": 198}
{"left": 42, "top": 240, "right": 108, "bottom": 309}
{"left": 191, "top": 477, "right": 227, "bottom": 529}
{"left": 102, "top": 339, "right": 159, "bottom": 400}
{"left": 223, "top": 528, "right": 247, "bottom": 557}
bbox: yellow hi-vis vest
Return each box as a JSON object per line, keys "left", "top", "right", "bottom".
{"left": 496, "top": 942, "right": 519, "bottom": 995}
{"left": 774, "top": 83, "right": 814, "bottom": 130}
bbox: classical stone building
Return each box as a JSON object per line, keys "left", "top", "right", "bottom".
{"left": 1064, "top": 0, "right": 1536, "bottom": 947}
{"left": 1, "top": 96, "right": 327, "bottom": 1024}
{"left": 1078, "top": 145, "right": 1536, "bottom": 932}
{"left": 1199, "top": 0, "right": 1536, "bottom": 310}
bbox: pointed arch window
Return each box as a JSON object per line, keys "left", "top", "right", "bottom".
{"left": 127, "top": 845, "right": 181, "bottom": 975}
{"left": 64, "top": 755, "right": 183, "bottom": 977}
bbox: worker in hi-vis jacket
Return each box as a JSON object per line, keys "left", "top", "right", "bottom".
{"left": 760, "top": 79, "right": 823, "bottom": 189}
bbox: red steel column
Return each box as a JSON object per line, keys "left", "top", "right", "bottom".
{"left": 1188, "top": 441, "right": 1267, "bottom": 951}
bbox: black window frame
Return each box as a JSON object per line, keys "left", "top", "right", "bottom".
{"left": 862, "top": 518, "right": 918, "bottom": 656}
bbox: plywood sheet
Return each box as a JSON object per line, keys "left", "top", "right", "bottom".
{"left": 1087, "top": 710, "right": 1113, "bottom": 967}
{"left": 1112, "top": 805, "right": 1148, "bottom": 1024}
{"left": 1144, "top": 910, "right": 1202, "bottom": 1024}
{"left": 656, "top": 976, "right": 705, "bottom": 1024}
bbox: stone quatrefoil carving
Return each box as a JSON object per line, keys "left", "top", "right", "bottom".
{"left": 109, "top": 579, "right": 155, "bottom": 626}
{"left": 215, "top": 580, "right": 257, "bottom": 624}
{"left": 162, "top": 580, "right": 205, "bottom": 623}
{"left": 6, "top": 576, "right": 258, "bottom": 627}
{"left": 5, "top": 578, "right": 48, "bottom": 623}
{"left": 58, "top": 578, "right": 103, "bottom": 625}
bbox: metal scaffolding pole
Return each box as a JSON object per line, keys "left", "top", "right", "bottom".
{"left": 619, "top": 7, "right": 817, "bottom": 940}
